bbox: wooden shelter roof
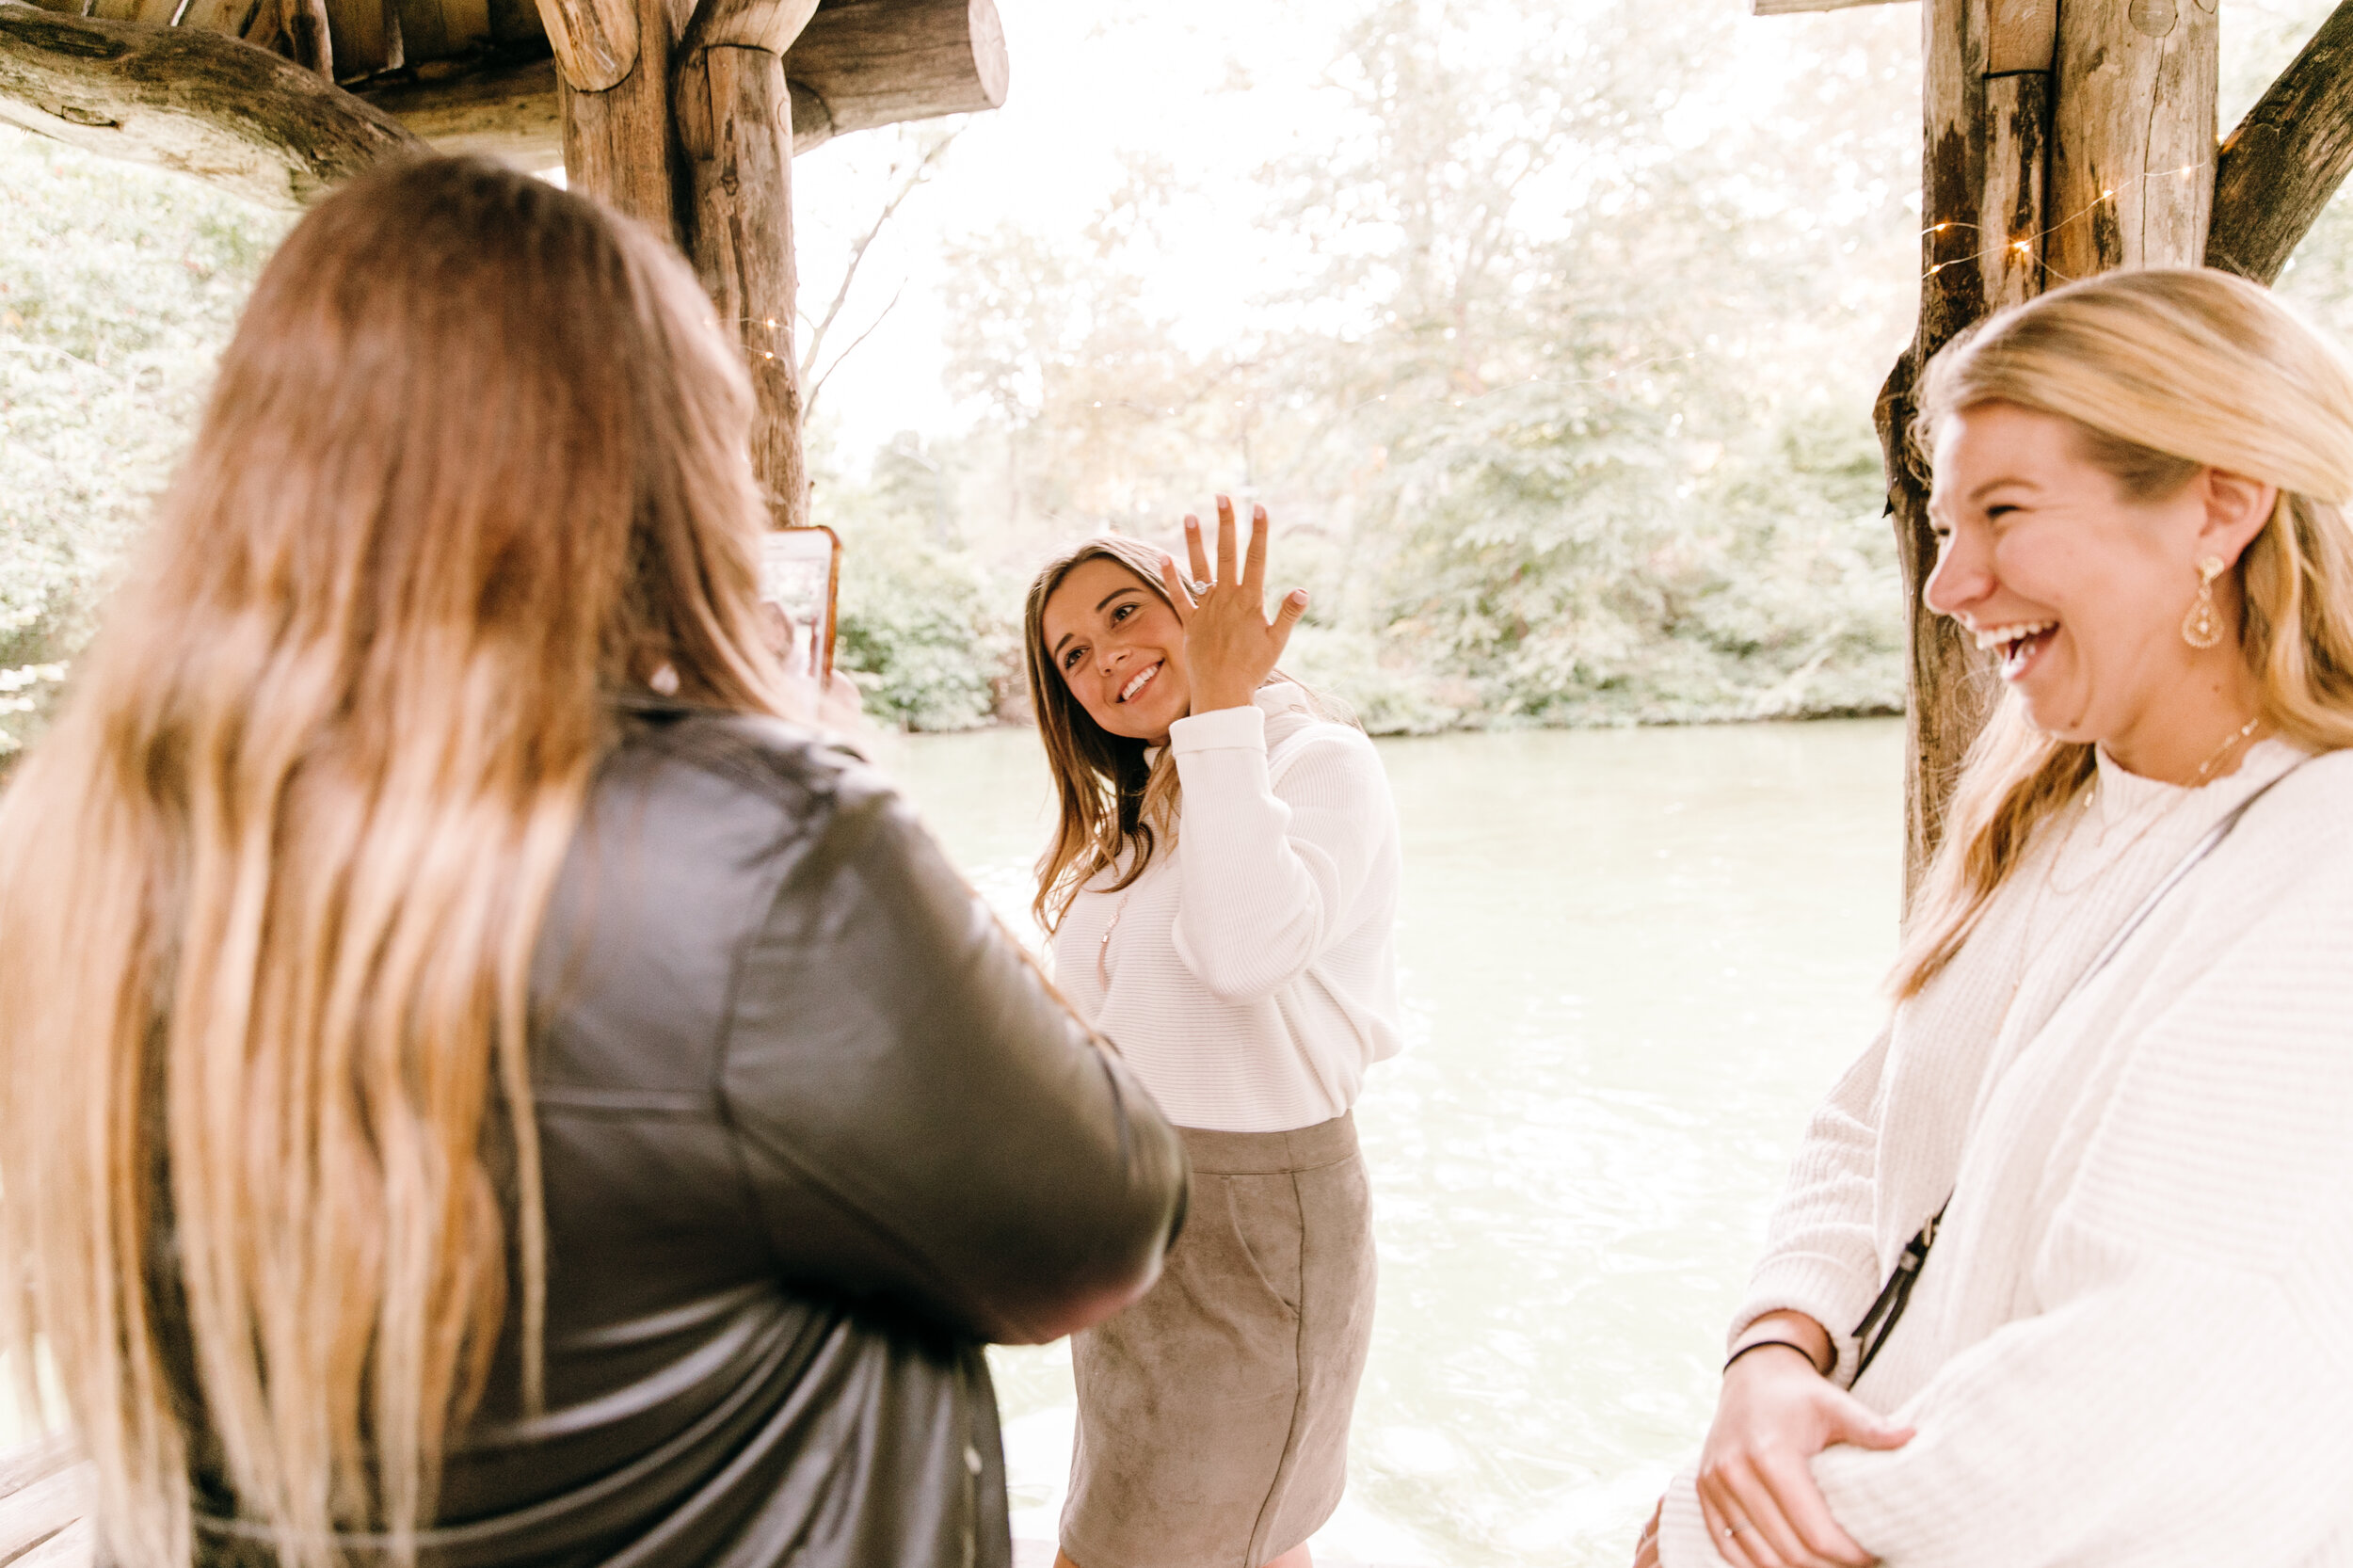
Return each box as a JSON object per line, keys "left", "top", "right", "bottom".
{"left": 0, "top": 0, "right": 1004, "bottom": 202}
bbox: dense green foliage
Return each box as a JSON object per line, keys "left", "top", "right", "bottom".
{"left": 0, "top": 131, "right": 289, "bottom": 761}
{"left": 8, "top": 0, "right": 2353, "bottom": 744}
{"left": 857, "top": 0, "right": 1928, "bottom": 729}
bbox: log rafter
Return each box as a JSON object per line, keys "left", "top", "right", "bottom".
{"left": 0, "top": 0, "right": 424, "bottom": 207}
{"left": 6, "top": 0, "right": 1002, "bottom": 180}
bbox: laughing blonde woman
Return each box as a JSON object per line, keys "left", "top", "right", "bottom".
{"left": 0, "top": 158, "right": 1184, "bottom": 1568}
{"left": 1637, "top": 268, "right": 2353, "bottom": 1568}
{"left": 1024, "top": 504, "right": 1403, "bottom": 1568}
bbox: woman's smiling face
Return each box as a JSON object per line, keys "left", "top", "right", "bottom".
{"left": 1041, "top": 556, "right": 1194, "bottom": 744}
{"left": 1923, "top": 402, "right": 2260, "bottom": 765}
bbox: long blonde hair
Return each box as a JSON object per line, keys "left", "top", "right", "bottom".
{"left": 0, "top": 158, "right": 786, "bottom": 1566}
{"left": 1895, "top": 266, "right": 2353, "bottom": 998}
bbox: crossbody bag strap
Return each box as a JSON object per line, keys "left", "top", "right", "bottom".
{"left": 1846, "top": 756, "right": 2312, "bottom": 1385}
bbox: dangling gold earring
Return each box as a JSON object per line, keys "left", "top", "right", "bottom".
{"left": 2181, "top": 555, "right": 2227, "bottom": 649}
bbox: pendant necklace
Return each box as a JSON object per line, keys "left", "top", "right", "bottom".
{"left": 2007, "top": 714, "right": 2265, "bottom": 1024}
{"left": 1096, "top": 889, "right": 1134, "bottom": 990}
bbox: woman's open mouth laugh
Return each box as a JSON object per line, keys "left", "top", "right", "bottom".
{"left": 1976, "top": 619, "right": 2057, "bottom": 680}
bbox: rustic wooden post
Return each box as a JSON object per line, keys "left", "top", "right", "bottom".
{"left": 1875, "top": 0, "right": 2056, "bottom": 888}
{"left": 675, "top": 0, "right": 818, "bottom": 524}
{"left": 1862, "top": 0, "right": 2214, "bottom": 888}
{"left": 544, "top": 0, "right": 814, "bottom": 520}
{"left": 543, "top": 0, "right": 681, "bottom": 241}
{"left": 2046, "top": 0, "right": 2217, "bottom": 281}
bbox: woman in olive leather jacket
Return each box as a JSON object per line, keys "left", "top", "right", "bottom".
{"left": 0, "top": 158, "right": 1184, "bottom": 1568}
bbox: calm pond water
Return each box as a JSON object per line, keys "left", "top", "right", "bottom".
{"left": 876, "top": 718, "right": 1906, "bottom": 1568}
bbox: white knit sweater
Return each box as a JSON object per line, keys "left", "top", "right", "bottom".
{"left": 1048, "top": 683, "right": 1402, "bottom": 1132}
{"left": 1660, "top": 739, "right": 2353, "bottom": 1568}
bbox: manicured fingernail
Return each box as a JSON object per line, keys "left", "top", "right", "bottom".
{"left": 1184, "top": 516, "right": 1198, "bottom": 530}
{"left": 1290, "top": 590, "right": 1309, "bottom": 604}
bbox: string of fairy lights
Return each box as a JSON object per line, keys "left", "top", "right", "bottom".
{"left": 1917, "top": 154, "right": 2215, "bottom": 285}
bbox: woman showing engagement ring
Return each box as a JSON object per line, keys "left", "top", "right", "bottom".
{"left": 1637, "top": 267, "right": 2353, "bottom": 1567}
{"left": 1024, "top": 501, "right": 1404, "bottom": 1568}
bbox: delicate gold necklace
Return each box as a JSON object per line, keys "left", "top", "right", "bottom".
{"left": 1096, "top": 889, "right": 1134, "bottom": 989}
{"left": 2190, "top": 715, "right": 2264, "bottom": 785}
{"left": 2009, "top": 714, "right": 2265, "bottom": 1006}
{"left": 2057, "top": 715, "right": 2264, "bottom": 880}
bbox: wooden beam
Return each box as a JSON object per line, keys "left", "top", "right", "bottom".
{"left": 352, "top": 51, "right": 838, "bottom": 164}
{"left": 0, "top": 0, "right": 424, "bottom": 207}
{"left": 1985, "top": 0, "right": 2053, "bottom": 73}
{"left": 1749, "top": 0, "right": 1912, "bottom": 12}
{"left": 679, "top": 0, "right": 811, "bottom": 56}
{"left": 2207, "top": 0, "right": 2353, "bottom": 286}
{"left": 1882, "top": 0, "right": 2009, "bottom": 887}
{"left": 678, "top": 40, "right": 808, "bottom": 520}
{"left": 534, "top": 0, "right": 636, "bottom": 90}
{"left": 2047, "top": 0, "right": 2217, "bottom": 281}
{"left": 557, "top": 0, "right": 681, "bottom": 240}
{"left": 788, "top": 0, "right": 1002, "bottom": 138}
{"left": 354, "top": 52, "right": 564, "bottom": 165}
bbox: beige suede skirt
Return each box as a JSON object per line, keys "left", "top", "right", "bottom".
{"left": 1060, "top": 1112, "right": 1376, "bottom": 1568}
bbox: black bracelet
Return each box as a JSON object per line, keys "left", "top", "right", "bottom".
{"left": 1723, "top": 1338, "right": 1829, "bottom": 1377}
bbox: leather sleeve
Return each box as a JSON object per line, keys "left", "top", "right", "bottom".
{"left": 718, "top": 764, "right": 1189, "bottom": 1346}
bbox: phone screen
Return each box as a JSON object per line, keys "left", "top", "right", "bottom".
{"left": 758, "top": 526, "right": 841, "bottom": 682}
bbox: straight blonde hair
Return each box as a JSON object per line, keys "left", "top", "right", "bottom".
{"left": 1895, "top": 266, "right": 2353, "bottom": 998}
{"left": 0, "top": 158, "right": 787, "bottom": 1566}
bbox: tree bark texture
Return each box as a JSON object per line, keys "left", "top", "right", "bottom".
{"left": 786, "top": 0, "right": 1001, "bottom": 139}
{"left": 2206, "top": 0, "right": 2353, "bottom": 285}
{"left": 556, "top": 0, "right": 684, "bottom": 241}
{"left": 355, "top": 52, "right": 563, "bottom": 165}
{"left": 677, "top": 40, "right": 807, "bottom": 521}
{"left": 2046, "top": 0, "right": 2217, "bottom": 282}
{"left": 1881, "top": 0, "right": 2227, "bottom": 891}
{"left": 8, "top": 0, "right": 999, "bottom": 180}
{"left": 0, "top": 0, "right": 423, "bottom": 206}
{"left": 1881, "top": 0, "right": 2054, "bottom": 889}
{"left": 535, "top": 0, "right": 636, "bottom": 89}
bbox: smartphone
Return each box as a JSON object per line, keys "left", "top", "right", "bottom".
{"left": 758, "top": 526, "right": 841, "bottom": 682}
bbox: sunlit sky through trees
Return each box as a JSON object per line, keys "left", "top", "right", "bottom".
{"left": 792, "top": 0, "right": 2347, "bottom": 466}
{"left": 791, "top": 0, "right": 1926, "bottom": 461}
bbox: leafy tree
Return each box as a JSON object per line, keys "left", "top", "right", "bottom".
{"left": 0, "top": 129, "right": 290, "bottom": 767}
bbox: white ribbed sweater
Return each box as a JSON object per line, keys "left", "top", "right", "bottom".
{"left": 1661, "top": 739, "right": 2353, "bottom": 1567}
{"left": 1048, "top": 683, "right": 1402, "bottom": 1132}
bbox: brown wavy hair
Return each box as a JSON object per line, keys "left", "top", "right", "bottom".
{"left": 1895, "top": 266, "right": 2353, "bottom": 998}
{"left": 0, "top": 158, "right": 786, "bottom": 1566}
{"left": 1024, "top": 536, "right": 1189, "bottom": 933}
{"left": 1023, "top": 534, "right": 1346, "bottom": 933}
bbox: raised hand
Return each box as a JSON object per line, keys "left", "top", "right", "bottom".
{"left": 1158, "top": 495, "right": 1309, "bottom": 716}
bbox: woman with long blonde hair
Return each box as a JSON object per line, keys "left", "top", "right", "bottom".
{"left": 1024, "top": 504, "right": 1402, "bottom": 1568}
{"left": 0, "top": 156, "right": 1183, "bottom": 1568}
{"left": 1636, "top": 267, "right": 2353, "bottom": 1568}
